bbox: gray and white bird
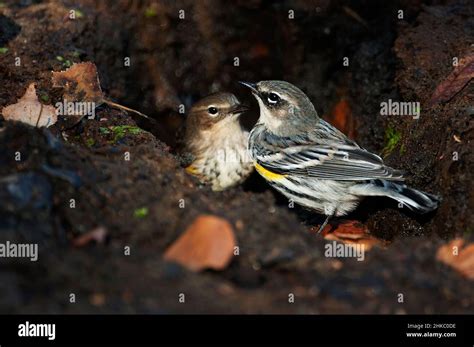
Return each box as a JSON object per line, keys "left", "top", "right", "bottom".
{"left": 241, "top": 80, "right": 440, "bottom": 231}
{"left": 184, "top": 92, "right": 253, "bottom": 191}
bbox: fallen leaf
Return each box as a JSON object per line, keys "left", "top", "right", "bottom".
{"left": 72, "top": 226, "right": 108, "bottom": 247}
{"left": 52, "top": 61, "right": 104, "bottom": 104}
{"left": 1, "top": 83, "right": 57, "bottom": 127}
{"left": 164, "top": 215, "right": 236, "bottom": 272}
{"left": 429, "top": 52, "right": 474, "bottom": 106}
{"left": 436, "top": 238, "right": 474, "bottom": 280}
{"left": 321, "top": 220, "right": 385, "bottom": 251}
{"left": 326, "top": 98, "right": 355, "bottom": 138}
{"left": 89, "top": 293, "right": 106, "bottom": 306}
{"left": 249, "top": 43, "right": 270, "bottom": 59}
{"left": 52, "top": 61, "right": 151, "bottom": 125}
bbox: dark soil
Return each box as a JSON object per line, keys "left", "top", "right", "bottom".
{"left": 0, "top": 0, "right": 473, "bottom": 313}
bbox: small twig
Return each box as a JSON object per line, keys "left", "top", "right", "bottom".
{"left": 342, "top": 6, "right": 369, "bottom": 29}
{"left": 104, "top": 99, "right": 155, "bottom": 121}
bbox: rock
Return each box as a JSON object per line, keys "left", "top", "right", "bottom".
{"left": 0, "top": 172, "right": 52, "bottom": 212}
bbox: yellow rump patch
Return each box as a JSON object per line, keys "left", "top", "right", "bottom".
{"left": 254, "top": 162, "right": 286, "bottom": 181}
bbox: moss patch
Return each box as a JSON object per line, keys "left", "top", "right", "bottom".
{"left": 381, "top": 126, "right": 402, "bottom": 158}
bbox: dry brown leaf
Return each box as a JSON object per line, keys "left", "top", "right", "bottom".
{"left": 322, "top": 220, "right": 385, "bottom": 251}
{"left": 52, "top": 61, "right": 104, "bottom": 104}
{"left": 89, "top": 293, "right": 106, "bottom": 307}
{"left": 249, "top": 43, "right": 270, "bottom": 59}
{"left": 72, "top": 226, "right": 108, "bottom": 247}
{"left": 436, "top": 238, "right": 474, "bottom": 280}
{"left": 325, "top": 98, "right": 356, "bottom": 139}
{"left": 164, "top": 215, "right": 236, "bottom": 272}
{"left": 2, "top": 83, "right": 57, "bottom": 127}
{"left": 52, "top": 61, "right": 151, "bottom": 123}
{"left": 429, "top": 53, "right": 474, "bottom": 106}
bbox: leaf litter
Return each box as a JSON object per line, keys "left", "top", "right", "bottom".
{"left": 320, "top": 220, "right": 387, "bottom": 251}
{"left": 1, "top": 83, "right": 57, "bottom": 127}
{"left": 429, "top": 52, "right": 474, "bottom": 106}
{"left": 164, "top": 215, "right": 237, "bottom": 272}
{"left": 436, "top": 238, "right": 474, "bottom": 280}
{"left": 52, "top": 61, "right": 152, "bottom": 126}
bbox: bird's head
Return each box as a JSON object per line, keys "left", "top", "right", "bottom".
{"left": 187, "top": 92, "right": 247, "bottom": 130}
{"left": 240, "top": 80, "right": 319, "bottom": 136}
{"left": 185, "top": 92, "right": 248, "bottom": 152}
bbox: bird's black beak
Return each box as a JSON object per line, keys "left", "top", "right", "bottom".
{"left": 230, "top": 103, "right": 249, "bottom": 115}
{"left": 238, "top": 81, "right": 258, "bottom": 94}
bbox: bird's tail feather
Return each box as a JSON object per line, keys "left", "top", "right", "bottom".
{"left": 354, "top": 179, "right": 440, "bottom": 213}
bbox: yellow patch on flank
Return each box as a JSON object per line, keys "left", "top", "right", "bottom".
{"left": 254, "top": 162, "right": 286, "bottom": 181}
{"left": 185, "top": 165, "right": 199, "bottom": 175}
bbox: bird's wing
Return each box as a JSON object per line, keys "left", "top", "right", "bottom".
{"left": 254, "top": 124, "right": 404, "bottom": 181}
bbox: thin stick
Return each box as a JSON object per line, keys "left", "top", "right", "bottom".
{"left": 104, "top": 99, "right": 154, "bottom": 121}
{"left": 342, "top": 6, "right": 369, "bottom": 29}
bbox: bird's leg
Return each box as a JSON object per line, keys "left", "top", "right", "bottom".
{"left": 317, "top": 214, "right": 331, "bottom": 233}
{"left": 317, "top": 206, "right": 337, "bottom": 233}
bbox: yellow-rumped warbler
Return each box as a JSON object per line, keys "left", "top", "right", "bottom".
{"left": 184, "top": 92, "right": 254, "bottom": 191}
{"left": 240, "top": 80, "right": 440, "bottom": 231}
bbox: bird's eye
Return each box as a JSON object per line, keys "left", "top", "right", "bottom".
{"left": 267, "top": 92, "right": 280, "bottom": 104}
{"left": 208, "top": 106, "right": 218, "bottom": 115}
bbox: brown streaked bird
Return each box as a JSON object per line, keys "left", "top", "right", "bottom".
{"left": 184, "top": 92, "right": 254, "bottom": 191}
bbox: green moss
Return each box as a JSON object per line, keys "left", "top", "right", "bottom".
{"left": 99, "top": 127, "right": 111, "bottom": 134}
{"left": 99, "top": 125, "right": 143, "bottom": 142}
{"left": 40, "top": 94, "right": 49, "bottom": 102}
{"left": 399, "top": 143, "right": 406, "bottom": 155}
{"left": 110, "top": 125, "right": 142, "bottom": 142}
{"left": 0, "top": 47, "right": 8, "bottom": 54}
{"left": 56, "top": 55, "right": 73, "bottom": 67}
{"left": 144, "top": 7, "right": 157, "bottom": 18}
{"left": 134, "top": 207, "right": 148, "bottom": 218}
{"left": 85, "top": 138, "right": 95, "bottom": 147}
{"left": 381, "top": 126, "right": 402, "bottom": 158}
